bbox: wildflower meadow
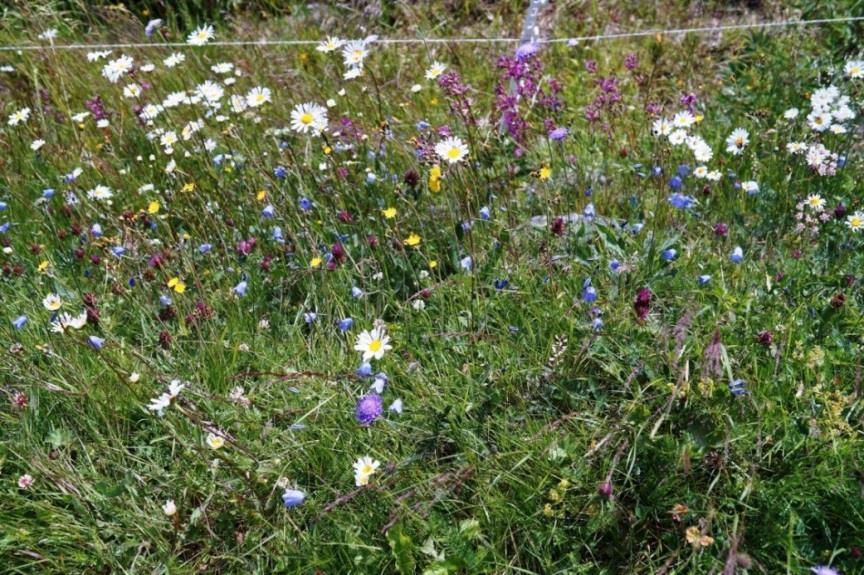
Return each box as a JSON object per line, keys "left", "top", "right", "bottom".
{"left": 1, "top": 1, "right": 863, "bottom": 573}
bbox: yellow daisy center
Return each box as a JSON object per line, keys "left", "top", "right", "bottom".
{"left": 300, "top": 113, "right": 313, "bottom": 125}
{"left": 360, "top": 464, "right": 374, "bottom": 474}
{"left": 368, "top": 339, "right": 382, "bottom": 352}
{"left": 447, "top": 147, "right": 461, "bottom": 159}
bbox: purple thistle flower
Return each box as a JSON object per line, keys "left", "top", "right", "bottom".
{"left": 548, "top": 127, "right": 569, "bottom": 141}
{"left": 355, "top": 394, "right": 383, "bottom": 426}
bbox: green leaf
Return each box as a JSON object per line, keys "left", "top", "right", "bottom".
{"left": 387, "top": 523, "right": 416, "bottom": 574}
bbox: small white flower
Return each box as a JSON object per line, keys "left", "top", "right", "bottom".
{"left": 211, "top": 62, "right": 234, "bottom": 74}
{"left": 671, "top": 111, "right": 695, "bottom": 129}
{"left": 352, "top": 456, "right": 381, "bottom": 486}
{"left": 187, "top": 24, "right": 215, "bottom": 46}
{"left": 245, "top": 86, "right": 271, "bottom": 108}
{"left": 805, "top": 194, "right": 826, "bottom": 211}
{"left": 807, "top": 110, "right": 833, "bottom": 132}
{"left": 31, "top": 139, "right": 45, "bottom": 151}
{"left": 87, "top": 185, "right": 113, "bottom": 201}
{"left": 87, "top": 50, "right": 112, "bottom": 62}
{"left": 43, "top": 294, "right": 63, "bottom": 311}
{"left": 342, "top": 40, "right": 369, "bottom": 68}
{"left": 344, "top": 66, "right": 363, "bottom": 80}
{"left": 123, "top": 83, "right": 142, "bottom": 98}
{"left": 290, "top": 102, "right": 327, "bottom": 134}
{"left": 163, "top": 52, "right": 185, "bottom": 68}
{"left": 845, "top": 60, "right": 864, "bottom": 79}
{"left": 725, "top": 128, "right": 749, "bottom": 155}
{"left": 8, "top": 107, "right": 31, "bottom": 126}
{"left": 316, "top": 36, "right": 344, "bottom": 53}
{"left": 101, "top": 55, "right": 134, "bottom": 83}
{"left": 425, "top": 61, "right": 447, "bottom": 80}
{"left": 206, "top": 432, "right": 225, "bottom": 449}
{"left": 435, "top": 136, "right": 469, "bottom": 164}
{"left": 651, "top": 118, "right": 672, "bottom": 137}
{"left": 162, "top": 499, "right": 177, "bottom": 516}
{"left": 354, "top": 326, "right": 392, "bottom": 361}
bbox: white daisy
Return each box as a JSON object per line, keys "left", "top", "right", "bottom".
{"left": 807, "top": 110, "right": 832, "bottom": 132}
{"left": 425, "top": 61, "right": 447, "bottom": 80}
{"left": 187, "top": 24, "right": 215, "bottom": 46}
{"left": 195, "top": 80, "right": 224, "bottom": 105}
{"left": 163, "top": 52, "right": 185, "bottom": 68}
{"left": 805, "top": 193, "right": 826, "bottom": 211}
{"left": 86, "top": 50, "right": 112, "bottom": 62}
{"left": 342, "top": 40, "right": 369, "bottom": 68}
{"left": 671, "top": 111, "right": 695, "bottom": 129}
{"left": 211, "top": 62, "right": 234, "bottom": 74}
{"left": 651, "top": 118, "right": 672, "bottom": 137}
{"left": 230, "top": 95, "right": 248, "bottom": 114}
{"left": 344, "top": 66, "right": 363, "bottom": 80}
{"left": 50, "top": 311, "right": 88, "bottom": 333}
{"left": 725, "top": 128, "right": 749, "bottom": 155}
{"left": 316, "top": 36, "right": 344, "bottom": 53}
{"left": 87, "top": 185, "right": 113, "bottom": 201}
{"left": 101, "top": 55, "right": 134, "bottom": 83}
{"left": 7, "top": 107, "right": 31, "bottom": 126}
{"left": 123, "top": 84, "right": 142, "bottom": 98}
{"left": 353, "top": 456, "right": 381, "bottom": 486}
{"left": 435, "top": 136, "right": 469, "bottom": 164}
{"left": 845, "top": 60, "right": 864, "bottom": 79}
{"left": 43, "top": 294, "right": 63, "bottom": 311}
{"left": 846, "top": 211, "right": 864, "bottom": 232}
{"left": 245, "top": 86, "right": 271, "bottom": 108}
{"left": 290, "top": 102, "right": 327, "bottom": 134}
{"left": 354, "top": 326, "right": 392, "bottom": 361}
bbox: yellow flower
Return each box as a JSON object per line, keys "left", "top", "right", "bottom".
{"left": 310, "top": 257, "right": 323, "bottom": 268}
{"left": 256, "top": 190, "right": 267, "bottom": 202}
{"left": 181, "top": 182, "right": 195, "bottom": 193}
{"left": 323, "top": 145, "right": 332, "bottom": 155}
{"left": 37, "top": 260, "right": 50, "bottom": 273}
{"left": 404, "top": 233, "right": 421, "bottom": 247}
{"left": 428, "top": 260, "right": 438, "bottom": 269}
{"left": 382, "top": 207, "right": 397, "bottom": 219}
{"left": 695, "top": 114, "right": 704, "bottom": 123}
{"left": 538, "top": 166, "right": 552, "bottom": 181}
{"left": 147, "top": 201, "right": 160, "bottom": 214}
{"left": 167, "top": 277, "right": 186, "bottom": 294}
{"left": 429, "top": 165, "right": 442, "bottom": 193}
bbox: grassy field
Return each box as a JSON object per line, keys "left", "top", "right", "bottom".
{"left": 1, "top": 1, "right": 864, "bottom": 573}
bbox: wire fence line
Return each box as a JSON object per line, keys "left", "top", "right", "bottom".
{"left": 0, "top": 15, "right": 862, "bottom": 52}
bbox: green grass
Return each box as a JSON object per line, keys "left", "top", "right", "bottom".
{"left": 1, "top": 1, "right": 864, "bottom": 573}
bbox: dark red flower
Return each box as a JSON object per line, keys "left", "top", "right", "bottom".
{"left": 634, "top": 288, "right": 652, "bottom": 321}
